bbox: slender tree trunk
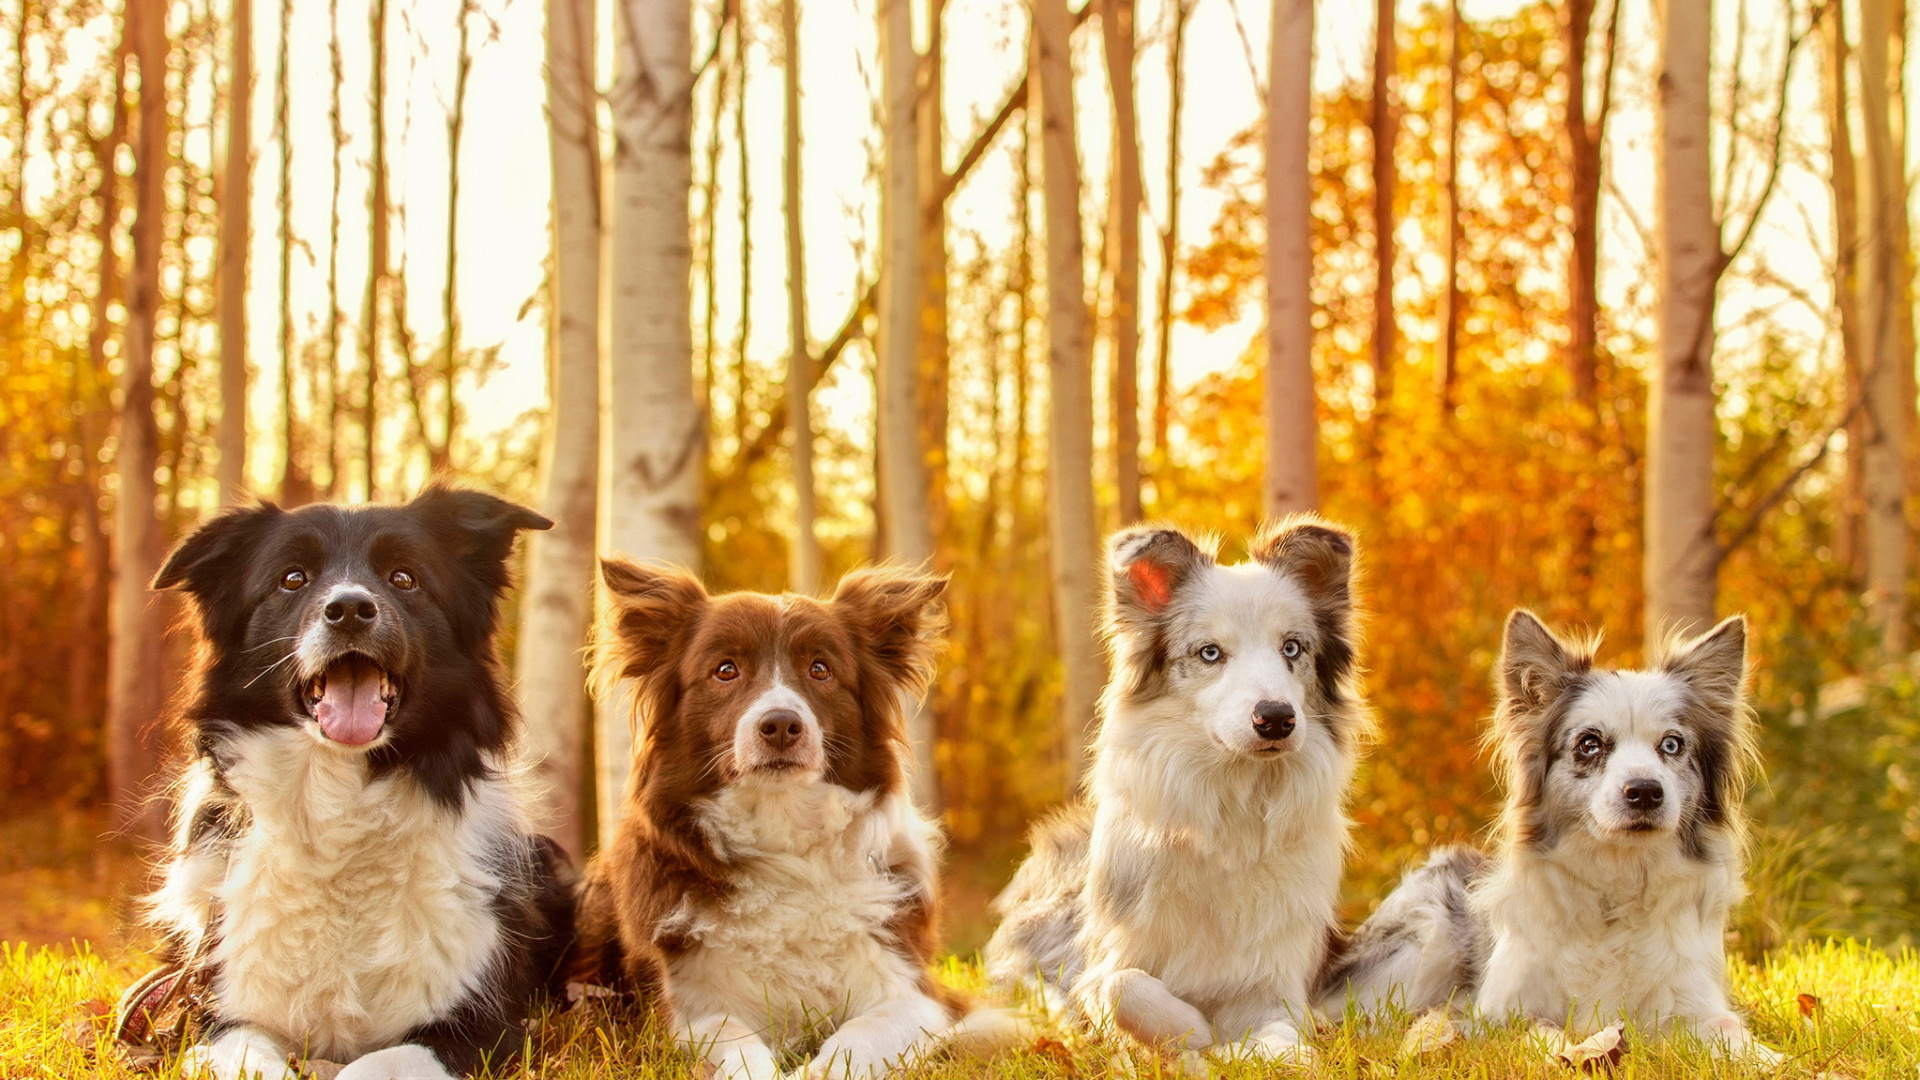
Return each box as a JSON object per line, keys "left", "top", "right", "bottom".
{"left": 1151, "top": 0, "right": 1187, "bottom": 459}
{"left": 600, "top": 0, "right": 701, "bottom": 839}
{"left": 1264, "top": 0, "right": 1315, "bottom": 515}
{"left": 437, "top": 0, "right": 473, "bottom": 474}
{"left": 919, "top": 0, "right": 952, "bottom": 562}
{"left": 876, "top": 0, "right": 936, "bottom": 804}
{"left": 782, "top": 0, "right": 820, "bottom": 594}
{"left": 276, "top": 0, "right": 308, "bottom": 506}
{"left": 1859, "top": 0, "right": 1909, "bottom": 655}
{"left": 1825, "top": 0, "right": 1866, "bottom": 586}
{"left": 1369, "top": 0, "right": 1396, "bottom": 439}
{"left": 734, "top": 8, "right": 751, "bottom": 449}
{"left": 1644, "top": 0, "right": 1719, "bottom": 634}
{"left": 1103, "top": 0, "right": 1141, "bottom": 523}
{"left": 518, "top": 0, "right": 601, "bottom": 862}
{"left": 363, "top": 0, "right": 389, "bottom": 500}
{"left": 1438, "top": 0, "right": 1461, "bottom": 414}
{"left": 1565, "top": 0, "right": 1600, "bottom": 402}
{"left": 1034, "top": 0, "right": 1103, "bottom": 783}
{"left": 216, "top": 0, "right": 251, "bottom": 503}
{"left": 325, "top": 0, "right": 343, "bottom": 495}
{"left": 108, "top": 0, "right": 172, "bottom": 840}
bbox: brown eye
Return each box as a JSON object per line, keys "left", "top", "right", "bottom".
{"left": 715, "top": 660, "right": 740, "bottom": 682}
{"left": 281, "top": 569, "right": 308, "bottom": 591}
{"left": 389, "top": 569, "right": 417, "bottom": 591}
{"left": 809, "top": 660, "right": 831, "bottom": 681}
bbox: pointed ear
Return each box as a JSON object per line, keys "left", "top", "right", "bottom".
{"left": 596, "top": 557, "right": 709, "bottom": 687}
{"left": 1108, "top": 527, "right": 1213, "bottom": 625}
{"left": 1500, "top": 609, "right": 1588, "bottom": 711}
{"left": 152, "top": 502, "right": 284, "bottom": 594}
{"left": 1660, "top": 615, "right": 1748, "bottom": 709}
{"left": 412, "top": 484, "right": 553, "bottom": 570}
{"left": 1249, "top": 516, "right": 1355, "bottom": 614}
{"left": 832, "top": 567, "right": 949, "bottom": 702}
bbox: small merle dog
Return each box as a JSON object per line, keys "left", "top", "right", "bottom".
{"left": 1319, "top": 611, "right": 1780, "bottom": 1062}
{"left": 144, "top": 485, "right": 574, "bottom": 1080}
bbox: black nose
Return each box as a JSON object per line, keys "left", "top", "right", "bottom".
{"left": 323, "top": 590, "right": 380, "bottom": 627}
{"left": 758, "top": 709, "right": 807, "bottom": 751}
{"left": 1623, "top": 779, "right": 1665, "bottom": 810}
{"left": 1252, "top": 700, "right": 1296, "bottom": 740}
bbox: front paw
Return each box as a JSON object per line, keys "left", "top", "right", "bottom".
{"left": 1108, "top": 970, "right": 1214, "bottom": 1051}
{"left": 332, "top": 1044, "right": 456, "bottom": 1080}
{"left": 1209, "top": 1022, "right": 1316, "bottom": 1068}
{"left": 182, "top": 1029, "right": 298, "bottom": 1080}
{"left": 1699, "top": 1016, "right": 1784, "bottom": 1065}
{"left": 805, "top": 1033, "right": 890, "bottom": 1080}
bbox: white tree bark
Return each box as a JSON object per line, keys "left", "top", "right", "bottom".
{"left": 1102, "top": 0, "right": 1142, "bottom": 524}
{"left": 783, "top": 0, "right": 820, "bottom": 596}
{"left": 1264, "top": 0, "right": 1316, "bottom": 515}
{"left": 216, "top": 0, "right": 251, "bottom": 504}
{"left": 876, "top": 0, "right": 938, "bottom": 804}
{"left": 109, "top": 0, "right": 171, "bottom": 840}
{"left": 1033, "top": 0, "right": 1104, "bottom": 784}
{"left": 600, "top": 0, "right": 701, "bottom": 840}
{"left": 517, "top": 0, "right": 601, "bottom": 862}
{"left": 1858, "top": 0, "right": 1909, "bottom": 656}
{"left": 1644, "top": 0, "right": 1718, "bottom": 635}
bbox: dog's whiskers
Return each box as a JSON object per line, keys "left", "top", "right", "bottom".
{"left": 244, "top": 650, "right": 303, "bottom": 689}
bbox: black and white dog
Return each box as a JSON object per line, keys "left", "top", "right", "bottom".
{"left": 1319, "top": 610, "right": 1780, "bottom": 1062}
{"left": 987, "top": 520, "right": 1368, "bottom": 1065}
{"left": 145, "top": 485, "right": 574, "bottom": 1080}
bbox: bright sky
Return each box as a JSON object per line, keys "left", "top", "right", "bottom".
{"left": 230, "top": 0, "right": 1889, "bottom": 495}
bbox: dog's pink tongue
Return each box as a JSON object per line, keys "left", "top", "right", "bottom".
{"left": 314, "top": 658, "right": 387, "bottom": 746}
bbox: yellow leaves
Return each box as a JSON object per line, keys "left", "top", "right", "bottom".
{"left": 1397, "top": 1009, "right": 1461, "bottom": 1059}
{"left": 1546, "top": 1023, "right": 1627, "bottom": 1072}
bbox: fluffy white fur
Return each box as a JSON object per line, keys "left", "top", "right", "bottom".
{"left": 151, "top": 726, "right": 522, "bottom": 1079}
{"left": 990, "top": 523, "right": 1366, "bottom": 1067}
{"left": 667, "top": 775, "right": 951, "bottom": 1080}
{"left": 1322, "top": 613, "right": 1780, "bottom": 1064}
{"left": 1075, "top": 565, "right": 1352, "bottom": 1062}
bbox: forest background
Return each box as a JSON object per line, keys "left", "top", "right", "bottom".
{"left": 3, "top": 0, "right": 1919, "bottom": 964}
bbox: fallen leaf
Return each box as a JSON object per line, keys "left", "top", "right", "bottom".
{"left": 300, "top": 1060, "right": 346, "bottom": 1080}
{"left": 63, "top": 1018, "right": 100, "bottom": 1055}
{"left": 1398, "top": 1009, "right": 1459, "bottom": 1059}
{"left": 1553, "top": 1023, "right": 1627, "bottom": 1072}
{"left": 565, "top": 980, "right": 617, "bottom": 1008}
{"left": 113, "top": 1044, "right": 165, "bottom": 1073}
{"left": 1798, "top": 993, "right": 1822, "bottom": 1018}
{"left": 1029, "top": 1036, "right": 1078, "bottom": 1076}
{"left": 73, "top": 999, "right": 112, "bottom": 1021}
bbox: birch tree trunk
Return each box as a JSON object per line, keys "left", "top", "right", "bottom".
{"left": 1151, "top": 0, "right": 1187, "bottom": 460}
{"left": 437, "top": 0, "right": 475, "bottom": 474}
{"left": 1825, "top": 1, "right": 1866, "bottom": 585}
{"left": 919, "top": 0, "right": 952, "bottom": 559}
{"left": 362, "top": 0, "right": 389, "bottom": 500}
{"left": 1564, "top": 0, "right": 1601, "bottom": 403}
{"left": 1264, "top": 0, "right": 1315, "bottom": 516}
{"left": 216, "top": 0, "right": 251, "bottom": 503}
{"left": 1368, "top": 0, "right": 1396, "bottom": 432}
{"left": 275, "top": 0, "right": 309, "bottom": 505}
{"left": 876, "top": 0, "right": 938, "bottom": 803}
{"left": 1033, "top": 0, "right": 1103, "bottom": 783}
{"left": 1103, "top": 0, "right": 1142, "bottom": 523}
{"left": 516, "top": 0, "right": 601, "bottom": 862}
{"left": 1858, "top": 0, "right": 1909, "bottom": 655}
{"left": 108, "top": 0, "right": 171, "bottom": 840}
{"left": 1644, "top": 0, "right": 1719, "bottom": 634}
{"left": 600, "top": 0, "right": 701, "bottom": 839}
{"left": 783, "top": 0, "right": 820, "bottom": 594}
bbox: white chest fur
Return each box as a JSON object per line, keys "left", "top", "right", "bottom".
{"left": 1474, "top": 841, "right": 1739, "bottom": 1035}
{"left": 192, "top": 729, "right": 510, "bottom": 1061}
{"left": 664, "top": 779, "right": 934, "bottom": 1045}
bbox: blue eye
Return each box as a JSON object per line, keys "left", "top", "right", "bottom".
{"left": 1659, "top": 735, "right": 1684, "bottom": 756}
{"left": 1198, "top": 644, "right": 1223, "bottom": 663}
{"left": 1281, "top": 640, "right": 1302, "bottom": 659}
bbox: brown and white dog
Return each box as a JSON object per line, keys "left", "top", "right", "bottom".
{"left": 574, "top": 558, "right": 999, "bottom": 1080}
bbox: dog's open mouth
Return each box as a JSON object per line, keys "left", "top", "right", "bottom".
{"left": 303, "top": 654, "right": 400, "bottom": 746}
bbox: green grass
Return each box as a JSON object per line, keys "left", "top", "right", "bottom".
{"left": 4, "top": 941, "right": 1916, "bottom": 1079}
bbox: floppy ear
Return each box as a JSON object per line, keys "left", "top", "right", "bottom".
{"left": 597, "top": 557, "right": 709, "bottom": 688}
{"left": 1659, "top": 615, "right": 1747, "bottom": 710}
{"left": 1249, "top": 516, "right": 1355, "bottom": 614}
{"left": 412, "top": 483, "right": 553, "bottom": 572}
{"left": 1107, "top": 526, "right": 1213, "bottom": 627}
{"left": 832, "top": 567, "right": 949, "bottom": 703}
{"left": 1500, "top": 609, "right": 1587, "bottom": 712}
{"left": 152, "top": 502, "right": 284, "bottom": 596}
